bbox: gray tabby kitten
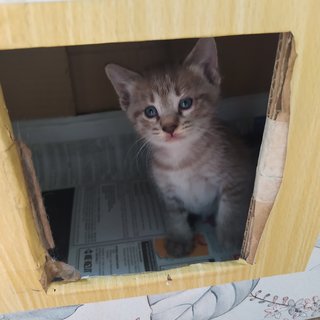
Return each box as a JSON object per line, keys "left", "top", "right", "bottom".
{"left": 106, "top": 38, "right": 253, "bottom": 257}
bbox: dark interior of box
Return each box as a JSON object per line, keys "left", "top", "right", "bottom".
{"left": 1, "top": 34, "right": 278, "bottom": 120}
{"left": 0, "top": 34, "right": 279, "bottom": 273}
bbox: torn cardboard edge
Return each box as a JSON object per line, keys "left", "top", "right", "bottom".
{"left": 18, "top": 141, "right": 55, "bottom": 250}
{"left": 41, "top": 257, "right": 81, "bottom": 289}
{"left": 18, "top": 142, "right": 80, "bottom": 288}
{"left": 241, "top": 32, "right": 296, "bottom": 263}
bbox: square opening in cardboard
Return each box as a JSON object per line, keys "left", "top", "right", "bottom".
{"left": 0, "top": 32, "right": 295, "bottom": 285}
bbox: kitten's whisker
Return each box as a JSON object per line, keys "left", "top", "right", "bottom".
{"left": 134, "top": 138, "right": 152, "bottom": 173}
{"left": 124, "top": 135, "right": 147, "bottom": 166}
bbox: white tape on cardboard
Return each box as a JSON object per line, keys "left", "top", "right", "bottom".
{"left": 253, "top": 118, "right": 289, "bottom": 203}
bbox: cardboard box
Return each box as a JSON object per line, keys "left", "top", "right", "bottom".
{"left": 0, "top": 0, "right": 319, "bottom": 315}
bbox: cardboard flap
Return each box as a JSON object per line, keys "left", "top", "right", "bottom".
{"left": 18, "top": 141, "right": 81, "bottom": 287}
{"left": 18, "top": 141, "right": 55, "bottom": 250}
{"left": 242, "top": 33, "right": 296, "bottom": 263}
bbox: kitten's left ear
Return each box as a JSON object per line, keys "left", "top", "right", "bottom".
{"left": 183, "top": 38, "right": 220, "bottom": 85}
{"left": 105, "top": 63, "right": 142, "bottom": 111}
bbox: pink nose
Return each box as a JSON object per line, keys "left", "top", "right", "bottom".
{"left": 162, "top": 124, "right": 178, "bottom": 134}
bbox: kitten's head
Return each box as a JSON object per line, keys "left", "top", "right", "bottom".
{"left": 105, "top": 38, "right": 221, "bottom": 148}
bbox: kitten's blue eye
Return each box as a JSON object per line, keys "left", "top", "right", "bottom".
{"left": 144, "top": 106, "right": 158, "bottom": 118}
{"left": 179, "top": 97, "right": 193, "bottom": 110}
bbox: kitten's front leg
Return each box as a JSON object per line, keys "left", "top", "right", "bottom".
{"left": 164, "top": 199, "right": 194, "bottom": 257}
{"left": 216, "top": 189, "right": 250, "bottom": 251}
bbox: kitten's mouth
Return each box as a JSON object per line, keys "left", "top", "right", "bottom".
{"left": 164, "top": 133, "right": 183, "bottom": 142}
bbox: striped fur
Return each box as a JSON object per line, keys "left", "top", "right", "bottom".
{"left": 106, "top": 38, "right": 254, "bottom": 257}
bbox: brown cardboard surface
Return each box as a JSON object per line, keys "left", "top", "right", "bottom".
{"left": 268, "top": 33, "right": 296, "bottom": 121}
{"left": 67, "top": 40, "right": 175, "bottom": 114}
{"left": 0, "top": 35, "right": 278, "bottom": 118}
{"left": 68, "top": 34, "right": 278, "bottom": 114}
{"left": 242, "top": 200, "right": 274, "bottom": 263}
{"left": 0, "top": 47, "right": 76, "bottom": 120}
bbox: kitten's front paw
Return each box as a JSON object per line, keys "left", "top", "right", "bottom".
{"left": 165, "top": 236, "right": 194, "bottom": 258}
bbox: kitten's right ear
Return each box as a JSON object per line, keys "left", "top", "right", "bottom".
{"left": 105, "top": 64, "right": 141, "bottom": 111}
{"left": 183, "top": 38, "right": 220, "bottom": 86}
